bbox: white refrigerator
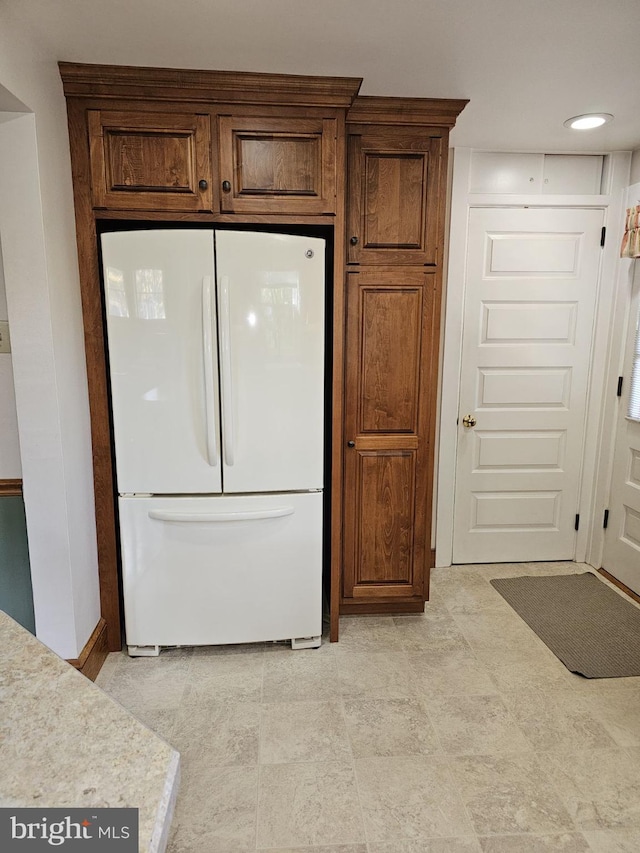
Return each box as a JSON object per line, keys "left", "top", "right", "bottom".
{"left": 101, "top": 229, "right": 325, "bottom": 655}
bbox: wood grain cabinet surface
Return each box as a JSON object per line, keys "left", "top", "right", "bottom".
{"left": 218, "top": 115, "right": 337, "bottom": 214}
{"left": 340, "top": 96, "right": 467, "bottom": 614}
{"left": 88, "top": 109, "right": 213, "bottom": 211}
{"left": 347, "top": 128, "right": 443, "bottom": 265}
{"left": 342, "top": 268, "right": 435, "bottom": 610}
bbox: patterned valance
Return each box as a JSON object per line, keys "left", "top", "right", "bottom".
{"left": 620, "top": 205, "right": 640, "bottom": 258}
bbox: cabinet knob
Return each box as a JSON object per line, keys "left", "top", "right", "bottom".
{"left": 347, "top": 440, "right": 355, "bottom": 448}
{"left": 198, "top": 179, "right": 208, "bottom": 191}
{"left": 222, "top": 180, "right": 231, "bottom": 193}
{"left": 350, "top": 236, "right": 359, "bottom": 246}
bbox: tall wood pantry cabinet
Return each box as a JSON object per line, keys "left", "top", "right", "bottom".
{"left": 341, "top": 97, "right": 464, "bottom": 614}
{"left": 59, "top": 63, "right": 467, "bottom": 647}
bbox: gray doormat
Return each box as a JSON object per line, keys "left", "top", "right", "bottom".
{"left": 490, "top": 572, "right": 640, "bottom": 678}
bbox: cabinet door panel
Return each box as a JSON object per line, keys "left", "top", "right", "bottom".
{"left": 107, "top": 133, "right": 191, "bottom": 191}
{"left": 361, "top": 288, "right": 422, "bottom": 433}
{"left": 235, "top": 136, "right": 318, "bottom": 194}
{"left": 364, "top": 153, "right": 425, "bottom": 248}
{"left": 343, "top": 270, "right": 434, "bottom": 606}
{"left": 218, "top": 116, "right": 337, "bottom": 214}
{"left": 355, "top": 450, "right": 416, "bottom": 588}
{"left": 89, "top": 111, "right": 212, "bottom": 211}
{"left": 347, "top": 129, "right": 442, "bottom": 265}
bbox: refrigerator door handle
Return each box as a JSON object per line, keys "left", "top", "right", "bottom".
{"left": 148, "top": 507, "right": 295, "bottom": 523}
{"left": 219, "top": 274, "right": 235, "bottom": 466}
{"left": 202, "top": 276, "right": 218, "bottom": 467}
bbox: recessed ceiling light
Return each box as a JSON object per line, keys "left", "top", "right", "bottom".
{"left": 564, "top": 113, "right": 613, "bottom": 130}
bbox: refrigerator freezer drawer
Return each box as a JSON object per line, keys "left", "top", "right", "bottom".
{"left": 118, "top": 493, "right": 323, "bottom": 649}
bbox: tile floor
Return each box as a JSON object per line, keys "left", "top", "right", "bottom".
{"left": 95, "top": 563, "right": 640, "bottom": 852}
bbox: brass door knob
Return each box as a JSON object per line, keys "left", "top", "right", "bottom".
{"left": 462, "top": 414, "right": 477, "bottom": 429}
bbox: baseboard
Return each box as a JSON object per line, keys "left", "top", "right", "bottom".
{"left": 0, "top": 479, "right": 22, "bottom": 496}
{"left": 598, "top": 568, "right": 640, "bottom": 607}
{"left": 67, "top": 618, "right": 109, "bottom": 681}
{"left": 340, "top": 599, "right": 424, "bottom": 615}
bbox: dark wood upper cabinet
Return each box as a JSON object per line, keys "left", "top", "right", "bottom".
{"left": 218, "top": 115, "right": 337, "bottom": 215}
{"left": 88, "top": 110, "right": 213, "bottom": 211}
{"left": 347, "top": 127, "right": 443, "bottom": 265}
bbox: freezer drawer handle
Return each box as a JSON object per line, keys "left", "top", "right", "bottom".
{"left": 202, "top": 276, "right": 219, "bottom": 467}
{"left": 219, "top": 274, "right": 235, "bottom": 466}
{"left": 148, "top": 507, "right": 295, "bottom": 523}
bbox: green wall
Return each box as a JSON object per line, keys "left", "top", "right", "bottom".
{"left": 0, "top": 495, "right": 35, "bottom": 633}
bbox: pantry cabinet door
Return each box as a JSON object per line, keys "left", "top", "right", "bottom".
{"left": 342, "top": 268, "right": 435, "bottom": 609}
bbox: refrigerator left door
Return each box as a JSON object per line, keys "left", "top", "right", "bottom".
{"left": 101, "top": 230, "right": 222, "bottom": 494}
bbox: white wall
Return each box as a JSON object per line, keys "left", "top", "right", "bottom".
{"left": 0, "top": 237, "right": 22, "bottom": 478}
{"left": 631, "top": 150, "right": 640, "bottom": 185}
{"left": 0, "top": 17, "right": 100, "bottom": 658}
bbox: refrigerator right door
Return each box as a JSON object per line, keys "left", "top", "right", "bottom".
{"left": 215, "top": 231, "right": 325, "bottom": 493}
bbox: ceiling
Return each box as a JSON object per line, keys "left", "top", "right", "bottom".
{"left": 5, "top": 0, "right": 640, "bottom": 152}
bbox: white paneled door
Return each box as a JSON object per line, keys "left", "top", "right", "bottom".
{"left": 602, "top": 261, "right": 640, "bottom": 592}
{"left": 453, "top": 207, "right": 604, "bottom": 563}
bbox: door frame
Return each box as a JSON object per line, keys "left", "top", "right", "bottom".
{"left": 436, "top": 147, "right": 632, "bottom": 567}
{"left": 599, "top": 180, "right": 640, "bottom": 575}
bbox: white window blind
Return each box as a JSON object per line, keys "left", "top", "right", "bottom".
{"left": 629, "top": 303, "right": 640, "bottom": 420}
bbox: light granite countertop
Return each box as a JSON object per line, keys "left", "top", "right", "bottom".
{"left": 0, "top": 611, "right": 180, "bottom": 852}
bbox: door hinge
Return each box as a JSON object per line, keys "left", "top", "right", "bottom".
{"left": 601, "top": 226, "right": 606, "bottom": 247}
{"left": 603, "top": 509, "right": 609, "bottom": 529}
{"left": 617, "top": 376, "right": 624, "bottom": 397}
{"left": 575, "top": 513, "right": 580, "bottom": 531}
